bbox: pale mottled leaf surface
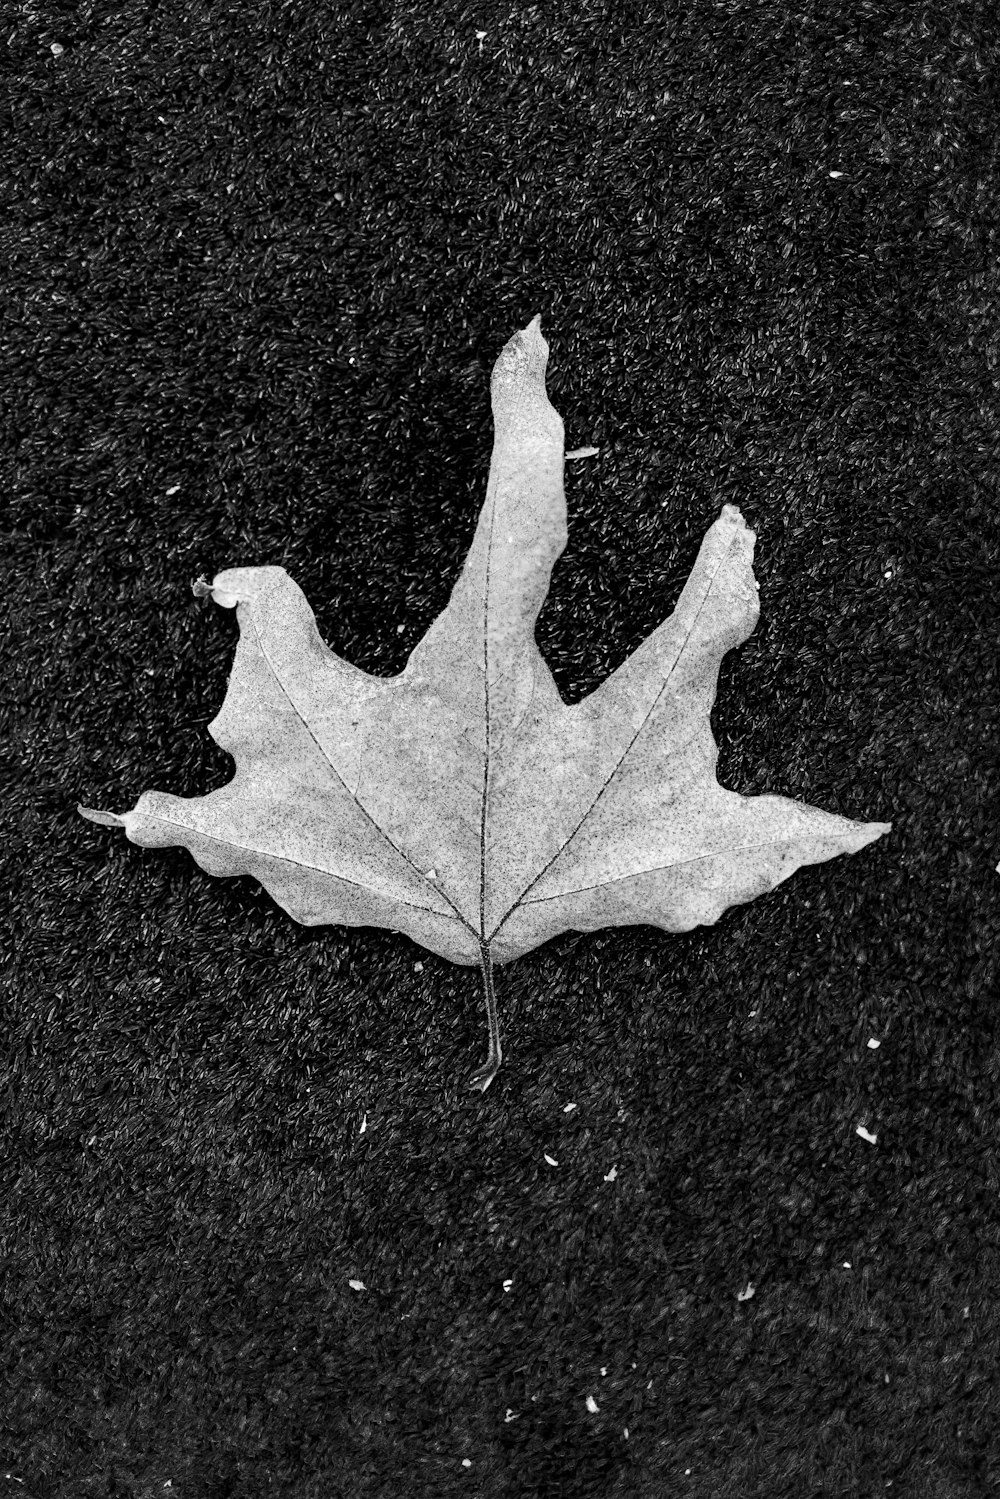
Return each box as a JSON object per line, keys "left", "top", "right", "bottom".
{"left": 80, "top": 317, "right": 890, "bottom": 1080}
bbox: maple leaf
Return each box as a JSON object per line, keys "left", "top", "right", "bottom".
{"left": 79, "top": 316, "right": 891, "bottom": 1092}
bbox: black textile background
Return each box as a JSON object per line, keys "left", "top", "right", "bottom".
{"left": 2, "top": 2, "right": 999, "bottom": 1496}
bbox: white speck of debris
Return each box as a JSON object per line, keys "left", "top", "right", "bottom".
{"left": 737, "top": 1281, "right": 756, "bottom": 1302}
{"left": 166, "top": 484, "right": 180, "bottom": 495}
{"left": 624, "top": 1427, "right": 629, "bottom": 1438}
{"left": 51, "top": 41, "right": 64, "bottom": 54}
{"left": 508, "top": 535, "right": 514, "bottom": 542}
{"left": 359, "top": 1113, "right": 367, "bottom": 1133}
{"left": 856, "top": 1125, "right": 878, "bottom": 1144}
{"left": 563, "top": 1102, "right": 577, "bottom": 1113}
{"left": 867, "top": 1037, "right": 881, "bottom": 1049}
{"left": 502, "top": 1279, "right": 513, "bottom": 1292}
{"left": 413, "top": 961, "right": 423, "bottom": 972}
{"left": 604, "top": 1164, "right": 618, "bottom": 1182}
{"left": 829, "top": 169, "right": 844, "bottom": 177}
{"left": 963, "top": 1306, "right": 970, "bottom": 1318}
{"left": 748, "top": 1009, "right": 758, "bottom": 1017}
{"left": 424, "top": 869, "right": 437, "bottom": 880}
{"left": 586, "top": 1395, "right": 599, "bottom": 1413}
{"left": 461, "top": 1458, "right": 472, "bottom": 1468}
{"left": 843, "top": 1261, "right": 852, "bottom": 1269}
{"left": 475, "top": 29, "right": 487, "bottom": 52}
{"left": 504, "top": 1409, "right": 519, "bottom": 1422}
{"left": 348, "top": 1279, "right": 365, "bottom": 1291}
{"left": 544, "top": 1153, "right": 558, "bottom": 1167}
{"left": 600, "top": 1367, "right": 607, "bottom": 1376}
{"left": 884, "top": 569, "right": 893, "bottom": 580}
{"left": 397, "top": 623, "right": 405, "bottom": 633}
{"left": 565, "top": 446, "right": 600, "bottom": 459}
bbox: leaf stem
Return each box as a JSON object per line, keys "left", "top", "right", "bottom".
{"left": 467, "top": 940, "right": 502, "bottom": 1092}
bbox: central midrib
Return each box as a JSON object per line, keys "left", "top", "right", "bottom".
{"left": 480, "top": 495, "right": 493, "bottom": 950}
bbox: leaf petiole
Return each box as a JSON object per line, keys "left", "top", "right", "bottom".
{"left": 467, "top": 940, "right": 502, "bottom": 1092}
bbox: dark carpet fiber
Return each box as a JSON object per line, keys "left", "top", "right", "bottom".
{"left": 3, "top": 2, "right": 999, "bottom": 1496}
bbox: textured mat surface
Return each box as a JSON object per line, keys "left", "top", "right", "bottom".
{"left": 3, "top": 3, "right": 998, "bottom": 1496}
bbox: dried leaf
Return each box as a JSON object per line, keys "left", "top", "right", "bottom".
{"left": 79, "top": 317, "right": 890, "bottom": 1091}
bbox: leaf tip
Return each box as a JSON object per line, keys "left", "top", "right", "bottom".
{"left": 719, "top": 502, "right": 756, "bottom": 541}
{"left": 497, "top": 314, "right": 547, "bottom": 366}
{"left": 854, "top": 819, "right": 892, "bottom": 852}
{"left": 490, "top": 318, "right": 555, "bottom": 424}
{"left": 77, "top": 804, "right": 126, "bottom": 829}
{"left": 191, "top": 572, "right": 242, "bottom": 608}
